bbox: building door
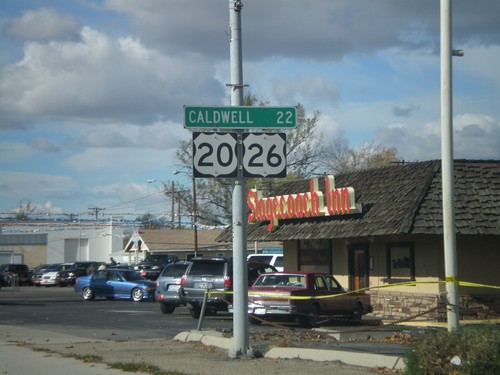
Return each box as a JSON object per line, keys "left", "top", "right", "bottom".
{"left": 348, "top": 244, "right": 369, "bottom": 291}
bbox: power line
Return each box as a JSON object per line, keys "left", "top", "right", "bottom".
{"left": 88, "top": 207, "right": 105, "bottom": 220}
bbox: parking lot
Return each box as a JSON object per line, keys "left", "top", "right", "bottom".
{"left": 1, "top": 286, "right": 391, "bottom": 375}
{"left": 0, "top": 286, "right": 236, "bottom": 341}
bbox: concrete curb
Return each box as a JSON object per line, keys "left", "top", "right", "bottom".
{"left": 174, "top": 330, "right": 234, "bottom": 350}
{"left": 265, "top": 347, "right": 405, "bottom": 370}
{"left": 175, "top": 330, "right": 405, "bottom": 370}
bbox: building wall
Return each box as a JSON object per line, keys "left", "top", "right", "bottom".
{"left": 0, "top": 245, "right": 47, "bottom": 268}
{"left": 1, "top": 222, "right": 124, "bottom": 266}
{"left": 282, "top": 234, "right": 500, "bottom": 320}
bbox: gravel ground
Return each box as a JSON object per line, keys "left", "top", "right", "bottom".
{"left": 9, "top": 326, "right": 406, "bottom": 375}
{"left": 22, "top": 338, "right": 384, "bottom": 375}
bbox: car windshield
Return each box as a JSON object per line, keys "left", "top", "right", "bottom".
{"left": 254, "top": 274, "right": 306, "bottom": 288}
{"left": 161, "top": 264, "right": 189, "bottom": 277}
{"left": 121, "top": 270, "right": 146, "bottom": 281}
{"left": 188, "top": 261, "right": 224, "bottom": 276}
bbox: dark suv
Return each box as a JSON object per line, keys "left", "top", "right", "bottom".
{"left": 58, "top": 261, "right": 104, "bottom": 286}
{"left": 0, "top": 263, "right": 32, "bottom": 286}
{"left": 179, "top": 256, "right": 277, "bottom": 318}
{"left": 134, "top": 253, "right": 179, "bottom": 280}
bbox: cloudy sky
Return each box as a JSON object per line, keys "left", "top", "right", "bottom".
{"left": 1, "top": 0, "right": 499, "bottom": 220}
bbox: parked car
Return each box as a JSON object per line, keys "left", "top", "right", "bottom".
{"left": 31, "top": 263, "right": 61, "bottom": 286}
{"left": 134, "top": 253, "right": 179, "bottom": 280}
{"left": 74, "top": 269, "right": 156, "bottom": 302}
{"left": 0, "top": 263, "right": 32, "bottom": 286}
{"left": 40, "top": 263, "right": 75, "bottom": 286}
{"left": 179, "top": 256, "right": 277, "bottom": 318}
{"left": 58, "top": 261, "right": 104, "bottom": 286}
{"left": 247, "top": 253, "right": 284, "bottom": 271}
{"left": 155, "top": 261, "right": 191, "bottom": 314}
{"left": 239, "top": 271, "right": 372, "bottom": 327}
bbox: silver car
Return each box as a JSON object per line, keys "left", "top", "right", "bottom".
{"left": 155, "top": 261, "right": 191, "bottom": 314}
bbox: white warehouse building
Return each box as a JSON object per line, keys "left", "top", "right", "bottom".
{"left": 0, "top": 221, "right": 124, "bottom": 268}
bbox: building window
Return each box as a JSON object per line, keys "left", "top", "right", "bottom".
{"left": 298, "top": 239, "right": 331, "bottom": 273}
{"left": 386, "top": 242, "right": 415, "bottom": 282}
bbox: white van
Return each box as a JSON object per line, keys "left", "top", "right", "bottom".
{"left": 247, "top": 254, "right": 283, "bottom": 272}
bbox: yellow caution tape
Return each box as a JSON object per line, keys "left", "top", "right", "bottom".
{"left": 202, "top": 279, "right": 500, "bottom": 300}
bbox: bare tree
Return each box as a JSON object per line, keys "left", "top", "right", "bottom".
{"left": 14, "top": 200, "right": 35, "bottom": 220}
{"left": 322, "top": 138, "right": 400, "bottom": 174}
{"left": 136, "top": 212, "right": 163, "bottom": 229}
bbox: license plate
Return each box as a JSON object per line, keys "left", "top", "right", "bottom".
{"left": 168, "top": 284, "right": 180, "bottom": 291}
{"left": 194, "top": 282, "right": 213, "bottom": 289}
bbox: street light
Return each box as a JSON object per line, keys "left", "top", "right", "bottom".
{"left": 173, "top": 170, "right": 198, "bottom": 257}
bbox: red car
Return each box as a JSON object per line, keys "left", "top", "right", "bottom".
{"left": 244, "top": 271, "right": 372, "bottom": 327}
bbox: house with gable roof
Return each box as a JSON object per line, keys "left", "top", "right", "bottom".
{"left": 123, "top": 228, "right": 281, "bottom": 263}
{"left": 217, "top": 159, "right": 500, "bottom": 320}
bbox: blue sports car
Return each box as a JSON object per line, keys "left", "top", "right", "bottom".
{"left": 74, "top": 269, "right": 156, "bottom": 302}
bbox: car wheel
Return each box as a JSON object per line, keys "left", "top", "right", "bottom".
{"left": 131, "top": 287, "right": 144, "bottom": 302}
{"left": 297, "top": 304, "right": 319, "bottom": 327}
{"left": 82, "top": 287, "right": 95, "bottom": 301}
{"left": 190, "top": 304, "right": 201, "bottom": 319}
{"left": 351, "top": 302, "right": 363, "bottom": 323}
{"left": 160, "top": 302, "right": 175, "bottom": 314}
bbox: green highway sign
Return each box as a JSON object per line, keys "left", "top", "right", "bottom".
{"left": 184, "top": 106, "right": 296, "bottom": 129}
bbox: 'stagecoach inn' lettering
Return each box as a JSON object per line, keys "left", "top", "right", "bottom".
{"left": 248, "top": 176, "right": 357, "bottom": 231}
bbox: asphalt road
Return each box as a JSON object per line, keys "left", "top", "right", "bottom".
{"left": 0, "top": 285, "right": 410, "bottom": 355}
{"left": 0, "top": 285, "right": 235, "bottom": 341}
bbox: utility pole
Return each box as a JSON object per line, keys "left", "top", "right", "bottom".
{"left": 228, "top": 0, "right": 251, "bottom": 358}
{"left": 440, "top": 0, "right": 460, "bottom": 332}
{"left": 88, "top": 207, "right": 105, "bottom": 220}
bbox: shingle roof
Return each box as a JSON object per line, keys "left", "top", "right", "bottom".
{"left": 127, "top": 228, "right": 281, "bottom": 252}
{"left": 127, "top": 228, "right": 229, "bottom": 252}
{"left": 412, "top": 160, "right": 500, "bottom": 235}
{"left": 217, "top": 160, "right": 500, "bottom": 242}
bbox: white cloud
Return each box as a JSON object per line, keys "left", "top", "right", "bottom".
{"left": 0, "top": 26, "right": 223, "bottom": 129}
{"left": 102, "top": 0, "right": 500, "bottom": 60}
{"left": 0, "top": 171, "right": 77, "bottom": 205}
{"left": 5, "top": 8, "right": 80, "bottom": 41}
{"left": 28, "top": 137, "right": 61, "bottom": 153}
{"left": 375, "top": 113, "right": 500, "bottom": 161}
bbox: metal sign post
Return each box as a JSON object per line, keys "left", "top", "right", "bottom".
{"left": 228, "top": 0, "right": 250, "bottom": 358}
{"left": 184, "top": 2, "right": 295, "bottom": 357}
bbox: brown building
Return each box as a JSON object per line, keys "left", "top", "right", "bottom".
{"left": 123, "top": 228, "right": 281, "bottom": 262}
{"left": 218, "top": 159, "right": 500, "bottom": 321}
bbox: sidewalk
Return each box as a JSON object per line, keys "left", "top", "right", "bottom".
{"left": 0, "top": 325, "right": 149, "bottom": 375}
{"left": 0, "top": 324, "right": 403, "bottom": 374}
{"left": 0, "top": 341, "right": 149, "bottom": 375}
